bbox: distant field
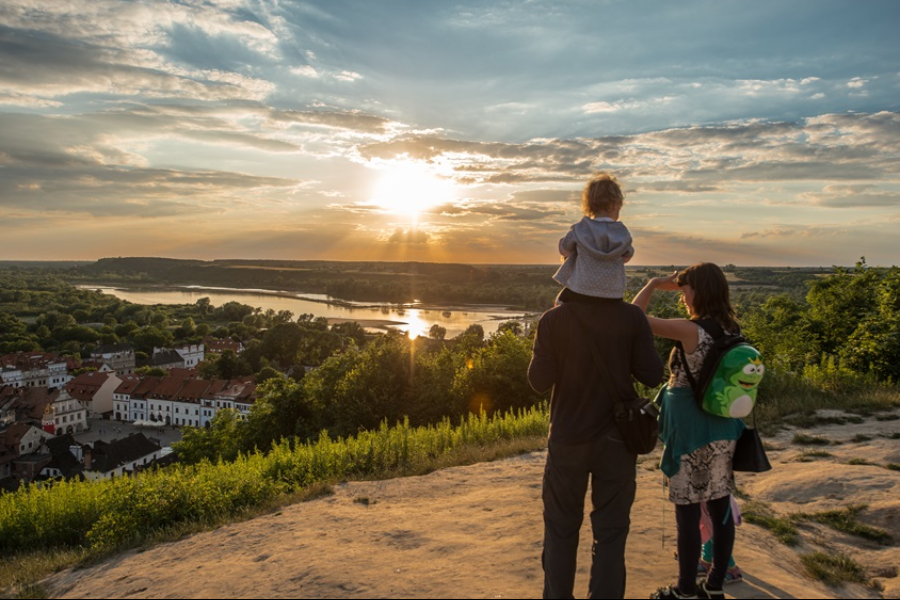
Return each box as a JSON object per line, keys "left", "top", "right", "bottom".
{"left": 0, "top": 261, "right": 93, "bottom": 269}
{"left": 4, "top": 257, "right": 836, "bottom": 311}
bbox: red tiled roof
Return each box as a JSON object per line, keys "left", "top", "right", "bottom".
{"left": 0, "top": 385, "right": 18, "bottom": 405}
{"left": 0, "top": 352, "right": 65, "bottom": 370}
{"left": 0, "top": 422, "right": 35, "bottom": 448}
{"left": 64, "top": 372, "right": 113, "bottom": 402}
{"left": 167, "top": 368, "right": 198, "bottom": 379}
{"left": 114, "top": 375, "right": 142, "bottom": 395}
{"left": 201, "top": 379, "right": 230, "bottom": 399}
{"left": 13, "top": 388, "right": 58, "bottom": 421}
{"left": 217, "top": 381, "right": 258, "bottom": 405}
{"left": 150, "top": 376, "right": 189, "bottom": 401}
{"left": 66, "top": 371, "right": 111, "bottom": 388}
{"left": 175, "top": 379, "right": 211, "bottom": 403}
{"left": 130, "top": 376, "right": 163, "bottom": 399}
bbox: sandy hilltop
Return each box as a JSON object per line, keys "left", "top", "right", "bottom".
{"left": 45, "top": 410, "right": 900, "bottom": 600}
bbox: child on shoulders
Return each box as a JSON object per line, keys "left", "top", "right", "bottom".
{"left": 554, "top": 173, "right": 633, "bottom": 302}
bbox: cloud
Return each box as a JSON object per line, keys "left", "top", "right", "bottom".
{"left": 801, "top": 185, "right": 900, "bottom": 208}
{"left": 266, "top": 107, "right": 392, "bottom": 134}
{"left": 0, "top": 27, "right": 275, "bottom": 102}
{"left": 740, "top": 226, "right": 846, "bottom": 240}
{"left": 334, "top": 70, "right": 362, "bottom": 82}
{"left": 326, "top": 202, "right": 383, "bottom": 214}
{"left": 0, "top": 112, "right": 302, "bottom": 218}
{"left": 582, "top": 96, "right": 675, "bottom": 115}
{"left": 583, "top": 100, "right": 642, "bottom": 114}
{"left": 0, "top": 92, "right": 63, "bottom": 108}
{"left": 387, "top": 227, "right": 430, "bottom": 244}
{"left": 633, "top": 181, "right": 725, "bottom": 194}
{"left": 290, "top": 65, "right": 319, "bottom": 78}
{"left": 507, "top": 189, "right": 577, "bottom": 205}
{"left": 357, "top": 111, "right": 900, "bottom": 189}
{"left": 0, "top": 162, "right": 298, "bottom": 218}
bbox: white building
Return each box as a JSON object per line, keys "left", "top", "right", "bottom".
{"left": 0, "top": 423, "right": 50, "bottom": 458}
{"left": 176, "top": 344, "right": 205, "bottom": 368}
{"left": 90, "top": 344, "right": 136, "bottom": 376}
{"left": 112, "top": 375, "right": 143, "bottom": 423}
{"left": 12, "top": 387, "right": 88, "bottom": 436}
{"left": 0, "top": 353, "right": 70, "bottom": 389}
{"left": 83, "top": 434, "right": 162, "bottom": 481}
{"left": 112, "top": 375, "right": 256, "bottom": 428}
{"left": 64, "top": 371, "right": 122, "bottom": 417}
{"left": 43, "top": 389, "right": 89, "bottom": 435}
{"left": 152, "top": 344, "right": 205, "bottom": 369}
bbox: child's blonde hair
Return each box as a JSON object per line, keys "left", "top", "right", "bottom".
{"left": 581, "top": 173, "right": 624, "bottom": 217}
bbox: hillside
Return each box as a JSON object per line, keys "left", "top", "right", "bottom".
{"left": 43, "top": 410, "right": 900, "bottom": 599}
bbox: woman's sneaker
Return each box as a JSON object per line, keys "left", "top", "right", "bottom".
{"left": 650, "top": 585, "right": 698, "bottom": 599}
{"left": 698, "top": 581, "right": 725, "bottom": 600}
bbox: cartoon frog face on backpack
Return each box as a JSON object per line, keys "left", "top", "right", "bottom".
{"left": 707, "top": 345, "right": 765, "bottom": 418}
{"left": 731, "top": 354, "right": 765, "bottom": 390}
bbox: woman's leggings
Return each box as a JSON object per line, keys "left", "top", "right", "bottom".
{"left": 675, "top": 495, "right": 735, "bottom": 592}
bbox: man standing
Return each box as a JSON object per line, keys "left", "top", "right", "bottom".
{"left": 528, "top": 289, "right": 663, "bottom": 599}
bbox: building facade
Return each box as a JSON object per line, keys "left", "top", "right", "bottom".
{"left": 0, "top": 353, "right": 71, "bottom": 389}
{"left": 90, "top": 344, "right": 137, "bottom": 376}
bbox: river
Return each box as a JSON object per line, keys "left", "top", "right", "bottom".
{"left": 83, "top": 285, "right": 532, "bottom": 339}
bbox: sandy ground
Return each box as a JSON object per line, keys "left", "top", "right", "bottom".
{"left": 45, "top": 409, "right": 900, "bottom": 599}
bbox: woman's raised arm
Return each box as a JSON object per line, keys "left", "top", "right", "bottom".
{"left": 632, "top": 273, "right": 700, "bottom": 352}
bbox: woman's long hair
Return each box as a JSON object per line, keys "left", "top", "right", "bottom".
{"left": 676, "top": 263, "right": 739, "bottom": 332}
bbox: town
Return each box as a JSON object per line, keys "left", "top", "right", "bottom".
{"left": 0, "top": 340, "right": 255, "bottom": 488}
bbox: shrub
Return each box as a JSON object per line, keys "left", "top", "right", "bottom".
{"left": 801, "top": 551, "right": 867, "bottom": 587}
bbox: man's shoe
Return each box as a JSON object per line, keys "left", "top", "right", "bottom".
{"left": 650, "top": 585, "right": 698, "bottom": 599}
{"left": 698, "top": 581, "right": 725, "bottom": 600}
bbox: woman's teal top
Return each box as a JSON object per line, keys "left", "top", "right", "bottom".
{"left": 657, "top": 385, "right": 745, "bottom": 477}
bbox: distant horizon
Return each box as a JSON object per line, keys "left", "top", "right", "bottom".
{"left": 1, "top": 1, "right": 899, "bottom": 265}
{"left": 0, "top": 256, "right": 884, "bottom": 270}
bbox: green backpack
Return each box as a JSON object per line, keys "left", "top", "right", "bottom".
{"left": 677, "top": 319, "right": 765, "bottom": 418}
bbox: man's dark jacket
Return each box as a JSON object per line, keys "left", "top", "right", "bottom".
{"left": 528, "top": 295, "right": 664, "bottom": 444}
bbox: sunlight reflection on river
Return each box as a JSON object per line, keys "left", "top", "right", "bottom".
{"left": 83, "top": 286, "right": 530, "bottom": 338}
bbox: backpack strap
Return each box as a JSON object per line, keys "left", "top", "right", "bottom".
{"left": 693, "top": 318, "right": 726, "bottom": 340}
{"left": 675, "top": 319, "right": 726, "bottom": 400}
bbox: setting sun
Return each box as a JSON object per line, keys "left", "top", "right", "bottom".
{"left": 370, "top": 161, "right": 455, "bottom": 220}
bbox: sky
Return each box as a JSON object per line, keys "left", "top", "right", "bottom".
{"left": 1, "top": 0, "right": 899, "bottom": 266}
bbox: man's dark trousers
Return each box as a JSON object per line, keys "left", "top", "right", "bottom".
{"left": 542, "top": 433, "right": 637, "bottom": 599}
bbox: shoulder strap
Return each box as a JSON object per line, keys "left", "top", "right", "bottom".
{"left": 693, "top": 318, "right": 725, "bottom": 339}
{"left": 678, "top": 319, "right": 721, "bottom": 394}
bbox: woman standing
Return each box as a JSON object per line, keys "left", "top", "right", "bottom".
{"left": 632, "top": 263, "right": 745, "bottom": 600}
